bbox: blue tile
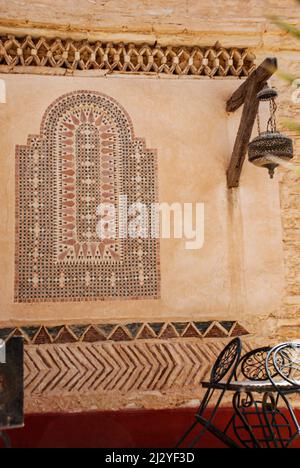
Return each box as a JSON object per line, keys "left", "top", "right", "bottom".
{"left": 172, "top": 322, "right": 189, "bottom": 335}
{"left": 126, "top": 323, "right": 143, "bottom": 338}
{"left": 0, "top": 328, "right": 14, "bottom": 341}
{"left": 220, "top": 321, "right": 235, "bottom": 332}
{"left": 148, "top": 323, "right": 164, "bottom": 336}
{"left": 68, "top": 325, "right": 88, "bottom": 339}
{"left": 194, "top": 322, "right": 212, "bottom": 334}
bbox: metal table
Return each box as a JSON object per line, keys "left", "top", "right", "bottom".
{"left": 202, "top": 379, "right": 300, "bottom": 448}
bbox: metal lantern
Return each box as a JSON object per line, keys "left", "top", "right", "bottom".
{"left": 248, "top": 84, "right": 294, "bottom": 178}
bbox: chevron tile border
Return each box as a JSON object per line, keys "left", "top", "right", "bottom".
{"left": 0, "top": 321, "right": 249, "bottom": 345}
{"left": 23, "top": 338, "right": 254, "bottom": 413}
{"left": 9, "top": 323, "right": 251, "bottom": 412}
{"left": 24, "top": 340, "right": 215, "bottom": 395}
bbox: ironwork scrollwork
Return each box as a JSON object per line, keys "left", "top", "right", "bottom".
{"left": 211, "top": 338, "right": 241, "bottom": 383}
{"left": 262, "top": 392, "right": 293, "bottom": 448}
{"left": 273, "top": 344, "right": 300, "bottom": 387}
{"left": 240, "top": 347, "right": 280, "bottom": 381}
{"left": 176, "top": 338, "right": 242, "bottom": 449}
{"left": 265, "top": 343, "right": 300, "bottom": 448}
{"left": 232, "top": 391, "right": 261, "bottom": 448}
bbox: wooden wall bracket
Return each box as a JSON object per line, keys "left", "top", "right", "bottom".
{"left": 226, "top": 57, "right": 278, "bottom": 188}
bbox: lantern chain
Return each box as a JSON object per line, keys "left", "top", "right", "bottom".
{"left": 267, "top": 99, "right": 277, "bottom": 133}
{"left": 257, "top": 109, "right": 261, "bottom": 135}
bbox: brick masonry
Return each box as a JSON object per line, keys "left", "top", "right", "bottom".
{"left": 262, "top": 46, "right": 300, "bottom": 339}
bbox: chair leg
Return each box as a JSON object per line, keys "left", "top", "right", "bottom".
{"left": 175, "top": 420, "right": 198, "bottom": 448}
{"left": 0, "top": 432, "right": 11, "bottom": 449}
{"left": 176, "top": 415, "right": 240, "bottom": 449}
{"left": 286, "top": 432, "right": 300, "bottom": 449}
{"left": 190, "top": 415, "right": 240, "bottom": 449}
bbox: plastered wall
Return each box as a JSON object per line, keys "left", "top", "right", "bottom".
{"left": 0, "top": 72, "right": 286, "bottom": 412}
{"left": 0, "top": 73, "right": 284, "bottom": 328}
{"left": 0, "top": 0, "right": 298, "bottom": 412}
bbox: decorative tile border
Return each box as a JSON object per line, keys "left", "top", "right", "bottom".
{"left": 23, "top": 338, "right": 253, "bottom": 413}
{"left": 0, "top": 35, "right": 256, "bottom": 77}
{"left": 0, "top": 321, "right": 249, "bottom": 344}
{"left": 0, "top": 322, "right": 250, "bottom": 413}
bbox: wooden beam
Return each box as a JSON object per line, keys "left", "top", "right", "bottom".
{"left": 226, "top": 80, "right": 261, "bottom": 188}
{"left": 226, "top": 57, "right": 278, "bottom": 188}
{"left": 226, "top": 57, "right": 278, "bottom": 113}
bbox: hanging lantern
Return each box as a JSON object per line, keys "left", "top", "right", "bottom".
{"left": 248, "top": 83, "right": 294, "bottom": 179}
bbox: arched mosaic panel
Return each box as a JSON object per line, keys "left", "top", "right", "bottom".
{"left": 15, "top": 90, "right": 160, "bottom": 302}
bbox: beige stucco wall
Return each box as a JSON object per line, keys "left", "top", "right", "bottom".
{"left": 0, "top": 0, "right": 299, "bottom": 412}
{"left": 0, "top": 0, "right": 299, "bottom": 50}
{"left": 0, "top": 73, "right": 287, "bottom": 413}
{"left": 1, "top": 0, "right": 298, "bottom": 28}
{"left": 0, "top": 73, "right": 284, "bottom": 333}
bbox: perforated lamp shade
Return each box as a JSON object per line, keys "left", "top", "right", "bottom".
{"left": 248, "top": 84, "right": 294, "bottom": 178}
{"left": 248, "top": 131, "right": 294, "bottom": 179}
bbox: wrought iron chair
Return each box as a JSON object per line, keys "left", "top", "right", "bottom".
{"left": 230, "top": 346, "right": 293, "bottom": 448}
{"left": 176, "top": 337, "right": 242, "bottom": 448}
{"left": 238, "top": 346, "right": 272, "bottom": 382}
{"left": 264, "top": 342, "right": 300, "bottom": 448}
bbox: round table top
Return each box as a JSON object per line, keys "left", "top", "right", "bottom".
{"left": 202, "top": 379, "right": 300, "bottom": 393}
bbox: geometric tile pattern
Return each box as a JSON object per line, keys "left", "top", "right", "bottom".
{"left": 0, "top": 321, "right": 249, "bottom": 344}
{"left": 23, "top": 341, "right": 217, "bottom": 395}
{"left": 23, "top": 338, "right": 251, "bottom": 414}
{"left": 0, "top": 322, "right": 249, "bottom": 412}
{"left": 15, "top": 90, "right": 160, "bottom": 302}
{"left": 0, "top": 35, "right": 256, "bottom": 77}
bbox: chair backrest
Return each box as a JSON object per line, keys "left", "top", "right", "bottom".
{"left": 265, "top": 342, "right": 300, "bottom": 438}
{"left": 210, "top": 337, "right": 242, "bottom": 384}
{"left": 267, "top": 342, "right": 300, "bottom": 388}
{"left": 239, "top": 346, "right": 274, "bottom": 381}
